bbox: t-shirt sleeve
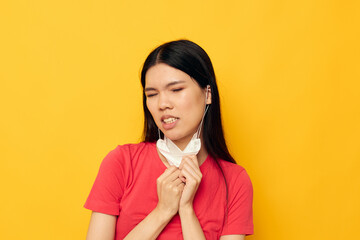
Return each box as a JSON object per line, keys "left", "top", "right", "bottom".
{"left": 84, "top": 146, "right": 129, "bottom": 216}
{"left": 221, "top": 168, "right": 254, "bottom": 236}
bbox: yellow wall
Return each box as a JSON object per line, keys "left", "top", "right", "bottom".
{"left": 1, "top": 0, "right": 359, "bottom": 239}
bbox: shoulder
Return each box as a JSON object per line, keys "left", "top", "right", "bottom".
{"left": 106, "top": 142, "right": 155, "bottom": 159}
{"left": 217, "top": 159, "right": 253, "bottom": 193}
{"left": 218, "top": 160, "right": 248, "bottom": 179}
{"left": 101, "top": 142, "right": 155, "bottom": 167}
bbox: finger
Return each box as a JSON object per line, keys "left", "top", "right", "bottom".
{"left": 180, "top": 167, "right": 200, "bottom": 187}
{"left": 167, "top": 166, "right": 178, "bottom": 171}
{"left": 179, "top": 157, "right": 193, "bottom": 182}
{"left": 188, "top": 154, "right": 199, "bottom": 167}
{"left": 181, "top": 159, "right": 202, "bottom": 179}
{"left": 179, "top": 157, "right": 186, "bottom": 169}
{"left": 172, "top": 177, "right": 184, "bottom": 186}
{"left": 164, "top": 166, "right": 178, "bottom": 174}
{"left": 165, "top": 177, "right": 184, "bottom": 194}
{"left": 179, "top": 154, "right": 198, "bottom": 168}
{"left": 157, "top": 166, "right": 178, "bottom": 182}
{"left": 183, "top": 164, "right": 201, "bottom": 181}
{"left": 178, "top": 182, "right": 185, "bottom": 191}
{"left": 164, "top": 169, "right": 181, "bottom": 183}
{"left": 179, "top": 155, "right": 194, "bottom": 169}
{"left": 179, "top": 171, "right": 186, "bottom": 183}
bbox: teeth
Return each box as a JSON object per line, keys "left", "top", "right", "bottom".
{"left": 163, "top": 117, "right": 177, "bottom": 124}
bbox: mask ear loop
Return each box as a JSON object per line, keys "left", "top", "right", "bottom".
{"left": 196, "top": 105, "right": 209, "bottom": 138}
{"left": 196, "top": 86, "right": 211, "bottom": 138}
{"left": 158, "top": 128, "right": 162, "bottom": 140}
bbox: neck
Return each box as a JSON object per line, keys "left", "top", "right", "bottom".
{"left": 196, "top": 142, "right": 208, "bottom": 166}
{"left": 171, "top": 132, "right": 193, "bottom": 151}
{"left": 172, "top": 137, "right": 192, "bottom": 151}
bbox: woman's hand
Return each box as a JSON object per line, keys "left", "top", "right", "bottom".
{"left": 178, "top": 155, "right": 202, "bottom": 210}
{"left": 156, "top": 166, "right": 185, "bottom": 217}
{"left": 178, "top": 155, "right": 206, "bottom": 240}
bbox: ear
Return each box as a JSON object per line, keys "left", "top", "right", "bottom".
{"left": 205, "top": 85, "right": 212, "bottom": 105}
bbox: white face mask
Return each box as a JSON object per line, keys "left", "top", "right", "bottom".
{"left": 156, "top": 131, "right": 202, "bottom": 167}
{"left": 156, "top": 86, "right": 210, "bottom": 167}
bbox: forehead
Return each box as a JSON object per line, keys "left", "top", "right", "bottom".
{"left": 145, "top": 63, "right": 196, "bottom": 88}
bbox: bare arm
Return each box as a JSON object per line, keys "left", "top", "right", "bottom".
{"left": 122, "top": 206, "right": 174, "bottom": 240}
{"left": 220, "top": 235, "right": 245, "bottom": 240}
{"left": 86, "top": 209, "right": 173, "bottom": 240}
{"left": 179, "top": 206, "right": 206, "bottom": 240}
{"left": 86, "top": 212, "right": 116, "bottom": 240}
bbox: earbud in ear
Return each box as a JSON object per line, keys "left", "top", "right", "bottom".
{"left": 205, "top": 85, "right": 211, "bottom": 104}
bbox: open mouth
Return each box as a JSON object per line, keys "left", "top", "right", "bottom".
{"left": 161, "top": 116, "right": 179, "bottom": 130}
{"left": 162, "top": 117, "right": 178, "bottom": 124}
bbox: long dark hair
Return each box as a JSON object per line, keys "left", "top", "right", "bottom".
{"left": 140, "top": 39, "right": 236, "bottom": 165}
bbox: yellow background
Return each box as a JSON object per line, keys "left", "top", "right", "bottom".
{"left": 1, "top": 0, "right": 359, "bottom": 239}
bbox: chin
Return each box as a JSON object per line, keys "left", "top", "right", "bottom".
{"left": 164, "top": 131, "right": 194, "bottom": 143}
{"left": 163, "top": 132, "right": 182, "bottom": 141}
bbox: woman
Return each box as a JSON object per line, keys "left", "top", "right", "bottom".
{"left": 84, "top": 40, "right": 253, "bottom": 239}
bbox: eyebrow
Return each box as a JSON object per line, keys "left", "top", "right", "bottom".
{"left": 144, "top": 80, "right": 186, "bottom": 92}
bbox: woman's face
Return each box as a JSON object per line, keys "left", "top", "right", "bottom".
{"left": 145, "top": 63, "right": 211, "bottom": 149}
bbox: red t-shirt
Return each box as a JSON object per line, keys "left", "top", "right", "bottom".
{"left": 84, "top": 142, "right": 253, "bottom": 239}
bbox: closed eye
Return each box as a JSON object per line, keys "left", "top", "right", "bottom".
{"left": 146, "top": 93, "right": 157, "bottom": 98}
{"left": 172, "top": 88, "right": 183, "bottom": 92}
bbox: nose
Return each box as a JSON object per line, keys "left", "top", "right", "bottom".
{"left": 158, "top": 92, "right": 173, "bottom": 110}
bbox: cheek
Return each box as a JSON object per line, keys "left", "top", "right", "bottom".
{"left": 181, "top": 90, "right": 203, "bottom": 108}
{"left": 146, "top": 101, "right": 157, "bottom": 118}
{"left": 180, "top": 96, "right": 205, "bottom": 119}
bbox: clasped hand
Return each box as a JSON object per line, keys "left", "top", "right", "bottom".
{"left": 156, "top": 155, "right": 202, "bottom": 216}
